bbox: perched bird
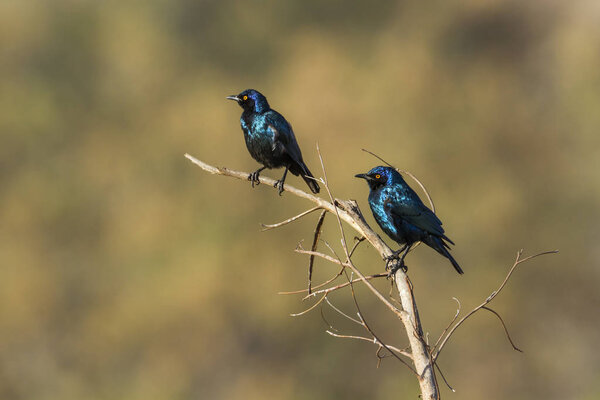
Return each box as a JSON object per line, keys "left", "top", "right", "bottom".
{"left": 355, "top": 166, "right": 463, "bottom": 274}
{"left": 227, "top": 89, "right": 320, "bottom": 195}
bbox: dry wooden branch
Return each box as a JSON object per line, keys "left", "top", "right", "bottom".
{"left": 185, "top": 153, "right": 438, "bottom": 398}
{"left": 185, "top": 153, "right": 557, "bottom": 400}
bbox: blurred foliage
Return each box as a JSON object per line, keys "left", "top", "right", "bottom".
{"left": 0, "top": 1, "right": 599, "bottom": 399}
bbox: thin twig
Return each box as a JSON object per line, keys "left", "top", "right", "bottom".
{"left": 349, "top": 236, "right": 366, "bottom": 257}
{"left": 295, "top": 248, "right": 347, "bottom": 266}
{"left": 278, "top": 266, "right": 345, "bottom": 295}
{"left": 431, "top": 297, "right": 461, "bottom": 355}
{"left": 435, "top": 362, "right": 455, "bottom": 392}
{"left": 482, "top": 306, "right": 523, "bottom": 353}
{"left": 325, "top": 296, "right": 363, "bottom": 325}
{"left": 303, "top": 273, "right": 387, "bottom": 300}
{"left": 290, "top": 294, "right": 327, "bottom": 317}
{"left": 261, "top": 206, "right": 322, "bottom": 230}
{"left": 308, "top": 210, "right": 328, "bottom": 294}
{"left": 325, "top": 331, "right": 413, "bottom": 359}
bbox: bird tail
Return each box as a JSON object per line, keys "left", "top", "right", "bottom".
{"left": 293, "top": 163, "right": 320, "bottom": 194}
{"left": 428, "top": 236, "right": 464, "bottom": 274}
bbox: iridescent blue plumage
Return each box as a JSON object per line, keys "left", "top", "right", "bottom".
{"left": 227, "top": 89, "right": 319, "bottom": 195}
{"left": 356, "top": 166, "right": 463, "bottom": 274}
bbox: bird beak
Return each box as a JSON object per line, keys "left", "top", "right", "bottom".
{"left": 355, "top": 173, "right": 371, "bottom": 181}
{"left": 226, "top": 95, "right": 240, "bottom": 102}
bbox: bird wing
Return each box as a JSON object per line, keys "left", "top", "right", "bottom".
{"left": 384, "top": 186, "right": 446, "bottom": 237}
{"left": 265, "top": 111, "right": 304, "bottom": 165}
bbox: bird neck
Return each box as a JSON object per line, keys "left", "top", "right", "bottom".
{"left": 252, "top": 99, "right": 270, "bottom": 113}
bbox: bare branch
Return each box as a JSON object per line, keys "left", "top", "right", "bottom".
{"left": 184, "top": 153, "right": 438, "bottom": 397}
{"left": 185, "top": 152, "right": 484, "bottom": 399}
{"left": 432, "top": 249, "right": 558, "bottom": 363}
{"left": 261, "top": 206, "right": 322, "bottom": 230}
{"left": 290, "top": 294, "right": 327, "bottom": 317}
{"left": 184, "top": 154, "right": 383, "bottom": 251}
{"left": 295, "top": 248, "right": 346, "bottom": 266}
{"left": 325, "top": 296, "right": 363, "bottom": 325}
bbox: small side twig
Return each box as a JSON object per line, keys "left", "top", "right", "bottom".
{"left": 303, "top": 273, "right": 387, "bottom": 300}
{"left": 278, "top": 266, "right": 346, "bottom": 296}
{"left": 431, "top": 297, "right": 461, "bottom": 354}
{"left": 261, "top": 206, "right": 322, "bottom": 230}
{"left": 308, "top": 210, "right": 328, "bottom": 294}
{"left": 481, "top": 306, "right": 523, "bottom": 353}
{"left": 325, "top": 331, "right": 412, "bottom": 359}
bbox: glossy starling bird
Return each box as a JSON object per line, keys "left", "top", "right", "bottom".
{"left": 355, "top": 166, "right": 463, "bottom": 274}
{"left": 227, "top": 89, "right": 320, "bottom": 195}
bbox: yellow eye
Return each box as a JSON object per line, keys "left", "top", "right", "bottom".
{"left": 375, "top": 174, "right": 381, "bottom": 179}
{"left": 243, "top": 95, "right": 248, "bottom": 101}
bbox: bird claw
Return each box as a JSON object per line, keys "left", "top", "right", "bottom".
{"left": 384, "top": 250, "right": 401, "bottom": 269}
{"left": 274, "top": 180, "right": 285, "bottom": 195}
{"left": 384, "top": 250, "right": 407, "bottom": 278}
{"left": 248, "top": 171, "right": 261, "bottom": 187}
{"left": 387, "top": 260, "right": 408, "bottom": 278}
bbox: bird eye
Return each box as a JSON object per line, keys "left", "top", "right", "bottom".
{"left": 375, "top": 174, "right": 381, "bottom": 179}
{"left": 243, "top": 95, "right": 248, "bottom": 101}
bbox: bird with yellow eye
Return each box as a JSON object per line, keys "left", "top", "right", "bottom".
{"left": 355, "top": 165, "right": 463, "bottom": 275}
{"left": 226, "top": 89, "right": 320, "bottom": 195}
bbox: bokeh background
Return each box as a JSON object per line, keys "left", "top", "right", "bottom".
{"left": 1, "top": 1, "right": 599, "bottom": 399}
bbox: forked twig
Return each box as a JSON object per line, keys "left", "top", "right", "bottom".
{"left": 349, "top": 236, "right": 366, "bottom": 257}
{"left": 432, "top": 249, "right": 558, "bottom": 363}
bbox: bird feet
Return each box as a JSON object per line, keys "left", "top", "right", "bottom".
{"left": 274, "top": 180, "right": 285, "bottom": 196}
{"left": 248, "top": 170, "right": 262, "bottom": 188}
{"left": 385, "top": 251, "right": 408, "bottom": 278}
{"left": 387, "top": 260, "right": 408, "bottom": 278}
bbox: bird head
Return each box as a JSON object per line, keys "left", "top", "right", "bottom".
{"left": 355, "top": 166, "right": 401, "bottom": 190}
{"left": 227, "top": 89, "right": 270, "bottom": 113}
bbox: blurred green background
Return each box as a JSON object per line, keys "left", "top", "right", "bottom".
{"left": 1, "top": 1, "right": 599, "bottom": 399}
